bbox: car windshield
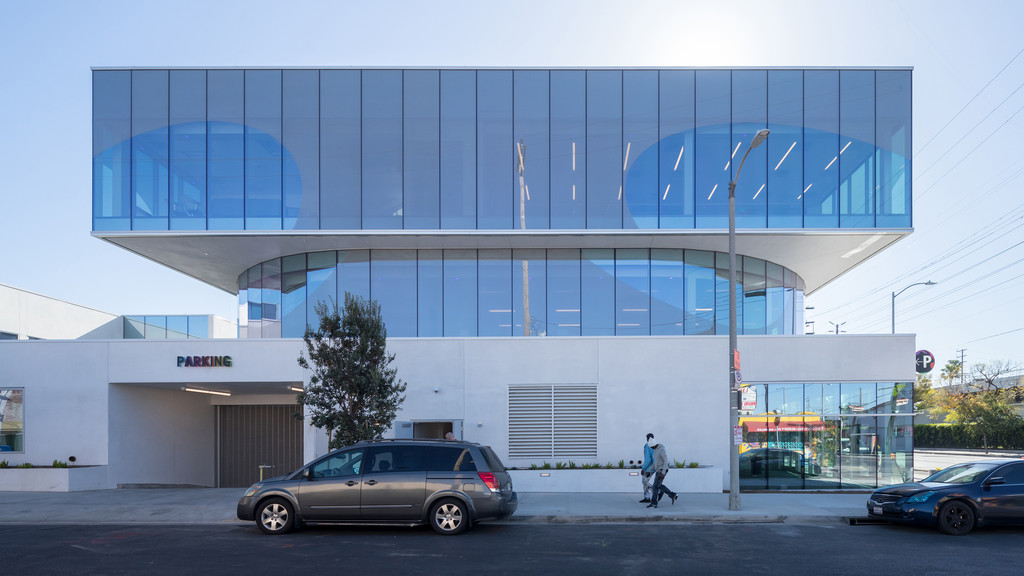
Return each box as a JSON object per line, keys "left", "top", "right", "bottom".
{"left": 923, "top": 462, "right": 999, "bottom": 484}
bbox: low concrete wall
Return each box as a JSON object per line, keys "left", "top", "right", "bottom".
{"left": 509, "top": 467, "right": 721, "bottom": 493}
{"left": 0, "top": 466, "right": 110, "bottom": 492}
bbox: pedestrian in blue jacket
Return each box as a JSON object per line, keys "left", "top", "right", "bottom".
{"left": 640, "top": 433, "right": 655, "bottom": 503}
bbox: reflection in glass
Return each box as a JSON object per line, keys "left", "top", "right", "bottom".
{"left": 581, "top": 249, "right": 614, "bottom": 335}
{"left": 839, "top": 70, "right": 875, "bottom": 228}
{"left": 418, "top": 250, "right": 443, "bottom": 336}
{"left": 659, "top": 70, "right": 695, "bottom": 229}
{"left": 282, "top": 254, "right": 307, "bottom": 337}
{"left": 684, "top": 250, "right": 715, "bottom": 335}
{"left": 695, "top": 71, "right": 731, "bottom": 228}
{"left": 767, "top": 70, "right": 803, "bottom": 227}
{"left": 513, "top": 249, "right": 547, "bottom": 337}
{"left": 513, "top": 71, "right": 550, "bottom": 229}
{"left": 245, "top": 70, "right": 283, "bottom": 230}
{"left": 479, "top": 249, "right": 512, "bottom": 336}
{"left": 283, "top": 70, "right": 319, "bottom": 230}
{"left": 93, "top": 71, "right": 132, "bottom": 231}
{"left": 804, "top": 71, "right": 839, "bottom": 228}
{"left": 132, "top": 70, "right": 169, "bottom": 231}
{"left": 262, "top": 258, "right": 282, "bottom": 338}
{"left": 623, "top": 71, "right": 658, "bottom": 229}
{"left": 338, "top": 250, "right": 370, "bottom": 302}
{"left": 362, "top": 71, "right": 403, "bottom": 229}
{"left": 651, "top": 249, "right": 684, "bottom": 335}
{"left": 586, "top": 71, "right": 623, "bottom": 229}
{"left": 444, "top": 250, "right": 477, "bottom": 336}
{"left": 551, "top": 71, "right": 586, "bottom": 229}
{"left": 320, "top": 70, "right": 361, "bottom": 229}
{"left": 207, "top": 70, "right": 245, "bottom": 229}
{"left": 547, "top": 249, "right": 581, "bottom": 336}
{"left": 876, "top": 71, "right": 912, "bottom": 228}
{"left": 371, "top": 250, "right": 417, "bottom": 337}
{"left": 731, "top": 70, "right": 767, "bottom": 228}
{"left": 615, "top": 248, "right": 650, "bottom": 335}
{"left": 306, "top": 251, "right": 338, "bottom": 326}
{"left": 170, "top": 70, "right": 206, "bottom": 230}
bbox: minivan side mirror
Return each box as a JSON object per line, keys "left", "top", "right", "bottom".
{"left": 304, "top": 468, "right": 314, "bottom": 480}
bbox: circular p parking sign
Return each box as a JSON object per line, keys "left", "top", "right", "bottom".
{"left": 916, "top": 350, "right": 935, "bottom": 373}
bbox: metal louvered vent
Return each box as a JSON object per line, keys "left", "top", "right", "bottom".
{"left": 508, "top": 384, "right": 597, "bottom": 459}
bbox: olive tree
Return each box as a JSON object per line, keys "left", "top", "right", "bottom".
{"left": 297, "top": 293, "right": 407, "bottom": 450}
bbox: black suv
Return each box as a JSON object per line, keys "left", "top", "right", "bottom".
{"left": 237, "top": 439, "right": 518, "bottom": 535}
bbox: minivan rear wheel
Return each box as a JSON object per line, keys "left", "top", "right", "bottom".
{"left": 257, "top": 497, "right": 295, "bottom": 535}
{"left": 429, "top": 498, "right": 469, "bottom": 535}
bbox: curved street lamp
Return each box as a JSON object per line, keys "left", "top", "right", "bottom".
{"left": 891, "top": 281, "right": 937, "bottom": 334}
{"left": 728, "top": 128, "right": 769, "bottom": 511}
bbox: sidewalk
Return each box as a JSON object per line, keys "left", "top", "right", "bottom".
{"left": 0, "top": 489, "right": 870, "bottom": 526}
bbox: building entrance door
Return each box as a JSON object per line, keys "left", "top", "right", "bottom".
{"left": 217, "top": 405, "right": 303, "bottom": 488}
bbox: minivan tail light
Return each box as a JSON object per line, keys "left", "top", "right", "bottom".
{"left": 478, "top": 472, "right": 500, "bottom": 491}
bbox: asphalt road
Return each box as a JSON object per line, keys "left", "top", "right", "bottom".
{"left": 6, "top": 522, "right": 1022, "bottom": 575}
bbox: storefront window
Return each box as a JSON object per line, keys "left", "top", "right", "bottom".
{"left": 0, "top": 389, "right": 24, "bottom": 453}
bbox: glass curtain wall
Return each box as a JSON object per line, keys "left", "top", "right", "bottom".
{"left": 739, "top": 382, "right": 914, "bottom": 490}
{"left": 95, "top": 68, "right": 912, "bottom": 233}
{"left": 241, "top": 249, "right": 803, "bottom": 339}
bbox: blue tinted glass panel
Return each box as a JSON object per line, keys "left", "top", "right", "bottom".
{"left": 840, "top": 71, "right": 875, "bottom": 228}
{"left": 651, "top": 249, "right": 683, "bottom": 335}
{"left": 715, "top": 252, "right": 741, "bottom": 335}
{"left": 132, "top": 70, "right": 169, "bottom": 230}
{"left": 144, "top": 316, "right": 167, "bottom": 339}
{"left": 371, "top": 250, "right": 417, "bottom": 337}
{"left": 338, "top": 250, "right": 370, "bottom": 302}
{"left": 767, "top": 70, "right": 803, "bottom": 227}
{"left": 623, "top": 71, "right": 658, "bottom": 229}
{"left": 876, "top": 71, "right": 912, "bottom": 228}
{"left": 282, "top": 254, "right": 307, "bottom": 337}
{"left": 551, "top": 71, "right": 586, "bottom": 229}
{"left": 512, "top": 249, "right": 546, "bottom": 336}
{"left": 169, "top": 70, "right": 206, "bottom": 230}
{"left": 404, "top": 70, "right": 440, "bottom": 230}
{"left": 581, "top": 248, "right": 614, "bottom": 335}
{"left": 547, "top": 249, "right": 581, "bottom": 336}
{"left": 94, "top": 71, "right": 132, "bottom": 231}
{"left": 186, "top": 315, "right": 208, "bottom": 339}
{"left": 444, "top": 250, "right": 477, "bottom": 336}
{"left": 684, "top": 250, "right": 715, "bottom": 335}
{"left": 478, "top": 71, "right": 513, "bottom": 229}
{"left": 659, "top": 70, "right": 695, "bottom": 229}
{"left": 362, "top": 71, "right": 403, "bottom": 229}
{"left": 742, "top": 256, "right": 765, "bottom": 335}
{"left": 208, "top": 70, "right": 245, "bottom": 229}
{"left": 513, "top": 71, "right": 550, "bottom": 229}
{"left": 479, "top": 249, "right": 512, "bottom": 336}
{"left": 440, "top": 71, "right": 476, "bottom": 229}
{"left": 320, "top": 70, "right": 361, "bottom": 229}
{"left": 262, "top": 258, "right": 282, "bottom": 338}
{"left": 615, "top": 248, "right": 650, "bottom": 335}
{"left": 804, "top": 71, "right": 839, "bottom": 228}
{"left": 306, "top": 251, "right": 338, "bottom": 326}
{"left": 766, "top": 262, "right": 785, "bottom": 335}
{"left": 283, "top": 70, "right": 319, "bottom": 230}
{"left": 732, "top": 70, "right": 767, "bottom": 228}
{"left": 587, "top": 71, "right": 622, "bottom": 229}
{"left": 247, "top": 265, "right": 263, "bottom": 338}
{"left": 167, "top": 316, "right": 188, "bottom": 339}
{"left": 418, "top": 250, "right": 443, "bottom": 336}
{"left": 695, "top": 71, "right": 731, "bottom": 228}
{"left": 237, "top": 273, "right": 248, "bottom": 337}
{"left": 245, "top": 70, "right": 283, "bottom": 230}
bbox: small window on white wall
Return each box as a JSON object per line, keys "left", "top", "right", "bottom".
{"left": 0, "top": 388, "right": 24, "bottom": 453}
{"left": 508, "top": 384, "right": 597, "bottom": 459}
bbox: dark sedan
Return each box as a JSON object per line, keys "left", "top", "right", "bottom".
{"left": 867, "top": 458, "right": 1024, "bottom": 535}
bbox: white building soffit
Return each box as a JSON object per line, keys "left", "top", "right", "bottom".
{"left": 94, "top": 228, "right": 910, "bottom": 296}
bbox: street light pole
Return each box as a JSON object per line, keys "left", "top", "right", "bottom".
{"left": 891, "top": 281, "right": 936, "bottom": 334}
{"left": 728, "top": 128, "right": 769, "bottom": 511}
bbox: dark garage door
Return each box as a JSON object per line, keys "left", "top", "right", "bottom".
{"left": 218, "top": 405, "right": 303, "bottom": 488}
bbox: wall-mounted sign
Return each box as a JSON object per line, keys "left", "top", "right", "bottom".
{"left": 177, "top": 355, "right": 232, "bottom": 367}
{"left": 915, "top": 350, "right": 935, "bottom": 374}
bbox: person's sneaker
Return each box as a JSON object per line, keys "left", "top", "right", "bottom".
{"left": 646, "top": 503, "right": 657, "bottom": 508}
{"left": 670, "top": 494, "right": 678, "bottom": 505}
{"left": 639, "top": 498, "right": 651, "bottom": 503}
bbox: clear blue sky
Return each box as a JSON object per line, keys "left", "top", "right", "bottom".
{"left": 1, "top": 0, "right": 1021, "bottom": 373}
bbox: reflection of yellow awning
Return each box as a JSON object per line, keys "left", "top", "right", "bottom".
{"left": 0, "top": 419, "right": 23, "bottom": 432}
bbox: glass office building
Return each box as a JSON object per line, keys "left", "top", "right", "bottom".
{"left": 91, "top": 68, "right": 914, "bottom": 489}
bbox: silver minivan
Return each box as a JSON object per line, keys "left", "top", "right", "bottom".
{"left": 237, "top": 439, "right": 517, "bottom": 535}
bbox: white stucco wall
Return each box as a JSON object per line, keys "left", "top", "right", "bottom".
{"left": 0, "top": 284, "right": 120, "bottom": 340}
{"left": 1, "top": 333, "right": 915, "bottom": 489}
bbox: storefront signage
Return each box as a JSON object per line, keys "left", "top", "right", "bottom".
{"left": 177, "top": 355, "right": 232, "bottom": 367}
{"left": 915, "top": 350, "right": 935, "bottom": 374}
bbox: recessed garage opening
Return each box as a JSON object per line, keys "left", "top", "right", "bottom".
{"left": 217, "top": 405, "right": 303, "bottom": 488}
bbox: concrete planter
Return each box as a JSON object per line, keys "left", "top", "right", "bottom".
{"left": 508, "top": 467, "right": 720, "bottom": 493}
{"left": 0, "top": 466, "right": 109, "bottom": 492}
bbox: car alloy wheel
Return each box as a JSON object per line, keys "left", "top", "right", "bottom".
{"left": 430, "top": 499, "right": 469, "bottom": 535}
{"left": 257, "top": 498, "right": 295, "bottom": 535}
{"left": 937, "top": 500, "right": 975, "bottom": 536}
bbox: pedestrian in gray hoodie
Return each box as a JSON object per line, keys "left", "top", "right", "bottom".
{"left": 647, "top": 440, "right": 678, "bottom": 508}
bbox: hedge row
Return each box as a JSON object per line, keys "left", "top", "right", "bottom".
{"left": 915, "top": 423, "right": 1024, "bottom": 450}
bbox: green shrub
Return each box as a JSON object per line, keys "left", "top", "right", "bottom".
{"left": 617, "top": 459, "right": 625, "bottom": 468}
{"left": 0, "top": 460, "right": 8, "bottom": 468}
{"left": 688, "top": 461, "right": 700, "bottom": 468}
{"left": 17, "top": 463, "right": 32, "bottom": 469}
{"left": 915, "top": 422, "right": 1024, "bottom": 450}
{"left": 541, "top": 462, "right": 552, "bottom": 470}
{"left": 52, "top": 459, "right": 68, "bottom": 468}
